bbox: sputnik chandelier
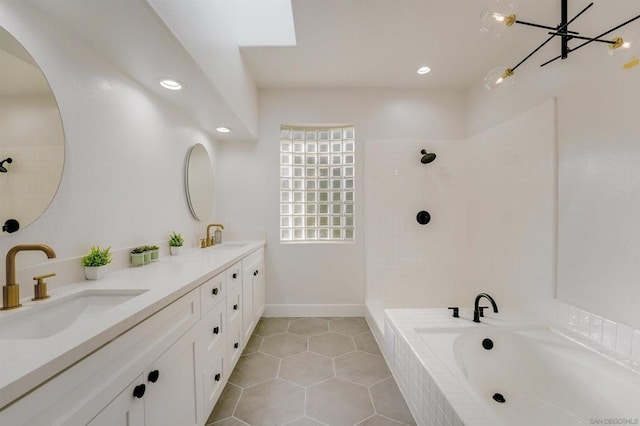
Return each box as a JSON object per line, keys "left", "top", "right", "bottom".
{"left": 481, "top": 0, "right": 640, "bottom": 90}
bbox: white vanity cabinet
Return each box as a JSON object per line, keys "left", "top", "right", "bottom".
{"left": 0, "top": 244, "right": 266, "bottom": 426}
{"left": 89, "top": 325, "right": 200, "bottom": 426}
{"left": 1, "top": 289, "right": 201, "bottom": 426}
{"left": 242, "top": 248, "right": 265, "bottom": 343}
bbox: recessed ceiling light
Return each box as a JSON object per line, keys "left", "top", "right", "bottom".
{"left": 159, "top": 79, "right": 184, "bottom": 90}
{"left": 216, "top": 127, "right": 231, "bottom": 133}
{"left": 417, "top": 66, "right": 431, "bottom": 75}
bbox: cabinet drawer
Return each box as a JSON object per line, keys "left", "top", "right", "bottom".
{"left": 226, "top": 320, "right": 243, "bottom": 376}
{"left": 226, "top": 261, "right": 242, "bottom": 291}
{"left": 198, "top": 300, "right": 226, "bottom": 364}
{"left": 226, "top": 285, "right": 242, "bottom": 326}
{"left": 200, "top": 271, "right": 225, "bottom": 316}
{"left": 202, "top": 348, "right": 225, "bottom": 416}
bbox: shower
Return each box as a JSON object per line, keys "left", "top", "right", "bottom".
{"left": 0, "top": 157, "right": 13, "bottom": 173}
{"left": 420, "top": 149, "right": 436, "bottom": 164}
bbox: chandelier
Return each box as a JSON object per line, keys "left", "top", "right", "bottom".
{"left": 481, "top": 0, "right": 640, "bottom": 90}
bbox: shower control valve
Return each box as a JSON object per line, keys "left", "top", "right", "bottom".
{"left": 447, "top": 307, "right": 459, "bottom": 318}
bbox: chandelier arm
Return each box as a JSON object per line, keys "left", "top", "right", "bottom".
{"left": 540, "top": 55, "right": 562, "bottom": 67}
{"left": 566, "top": 13, "right": 640, "bottom": 54}
{"left": 511, "top": 34, "right": 557, "bottom": 72}
{"left": 547, "top": 32, "right": 617, "bottom": 44}
{"left": 540, "top": 11, "right": 640, "bottom": 68}
{"left": 514, "top": 20, "right": 579, "bottom": 34}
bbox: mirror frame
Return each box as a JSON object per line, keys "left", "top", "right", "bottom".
{"left": 184, "top": 143, "right": 214, "bottom": 221}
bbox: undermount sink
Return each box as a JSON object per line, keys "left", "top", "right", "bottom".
{"left": 0, "top": 289, "right": 147, "bottom": 340}
{"left": 214, "top": 242, "right": 247, "bottom": 249}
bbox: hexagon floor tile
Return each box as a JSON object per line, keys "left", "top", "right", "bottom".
{"left": 306, "top": 378, "right": 374, "bottom": 426}
{"left": 279, "top": 351, "right": 334, "bottom": 387}
{"left": 260, "top": 332, "right": 307, "bottom": 358}
{"left": 334, "top": 350, "right": 391, "bottom": 386}
{"left": 234, "top": 379, "right": 305, "bottom": 426}
{"left": 288, "top": 318, "right": 329, "bottom": 336}
{"left": 253, "top": 318, "right": 288, "bottom": 336}
{"left": 370, "top": 378, "right": 416, "bottom": 425}
{"left": 308, "top": 332, "right": 355, "bottom": 357}
{"left": 206, "top": 317, "right": 415, "bottom": 426}
{"left": 329, "top": 318, "right": 369, "bottom": 336}
{"left": 228, "top": 352, "right": 279, "bottom": 387}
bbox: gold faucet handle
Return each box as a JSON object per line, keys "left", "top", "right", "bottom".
{"left": 33, "top": 272, "right": 56, "bottom": 285}
{"left": 32, "top": 273, "right": 55, "bottom": 301}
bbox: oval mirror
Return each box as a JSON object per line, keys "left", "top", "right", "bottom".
{"left": 0, "top": 25, "right": 65, "bottom": 234}
{"left": 185, "top": 143, "right": 214, "bottom": 220}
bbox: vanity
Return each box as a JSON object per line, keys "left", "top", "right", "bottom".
{"left": 0, "top": 241, "right": 265, "bottom": 426}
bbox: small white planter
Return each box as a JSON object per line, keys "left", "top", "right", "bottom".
{"left": 85, "top": 265, "right": 108, "bottom": 280}
{"left": 170, "top": 246, "right": 183, "bottom": 256}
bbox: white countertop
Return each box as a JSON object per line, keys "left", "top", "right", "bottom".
{"left": 0, "top": 240, "right": 264, "bottom": 408}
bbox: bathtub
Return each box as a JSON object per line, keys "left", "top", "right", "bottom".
{"left": 419, "top": 325, "right": 640, "bottom": 425}
{"left": 384, "top": 309, "right": 640, "bottom": 426}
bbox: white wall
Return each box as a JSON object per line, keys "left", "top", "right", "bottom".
{"left": 466, "top": 17, "right": 640, "bottom": 329}
{"left": 463, "top": 99, "right": 556, "bottom": 312}
{"left": 217, "top": 88, "right": 466, "bottom": 314}
{"left": 0, "top": 2, "right": 217, "bottom": 285}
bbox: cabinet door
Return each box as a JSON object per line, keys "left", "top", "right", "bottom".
{"left": 242, "top": 271, "right": 254, "bottom": 344}
{"left": 252, "top": 262, "right": 265, "bottom": 321}
{"left": 143, "top": 327, "right": 201, "bottom": 426}
{"left": 87, "top": 376, "right": 145, "bottom": 426}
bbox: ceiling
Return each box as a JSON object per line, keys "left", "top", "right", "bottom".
{"left": 18, "top": 0, "right": 640, "bottom": 138}
{"left": 241, "top": 0, "right": 564, "bottom": 89}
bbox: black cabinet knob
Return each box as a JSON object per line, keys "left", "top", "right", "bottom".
{"left": 133, "top": 384, "right": 146, "bottom": 399}
{"left": 233, "top": 304, "right": 238, "bottom": 310}
{"left": 232, "top": 272, "right": 238, "bottom": 279}
{"left": 212, "top": 288, "right": 219, "bottom": 295}
{"left": 234, "top": 342, "right": 239, "bottom": 349}
{"left": 416, "top": 210, "right": 431, "bottom": 225}
{"left": 214, "top": 373, "right": 221, "bottom": 382}
{"left": 213, "top": 326, "right": 219, "bottom": 334}
{"left": 253, "top": 270, "right": 258, "bottom": 276}
{"left": 148, "top": 370, "right": 160, "bottom": 383}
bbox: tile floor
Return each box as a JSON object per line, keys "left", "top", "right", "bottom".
{"left": 206, "top": 317, "right": 416, "bottom": 426}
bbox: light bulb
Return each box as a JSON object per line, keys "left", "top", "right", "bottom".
{"left": 483, "top": 66, "right": 515, "bottom": 91}
{"left": 159, "top": 79, "right": 184, "bottom": 90}
{"left": 606, "top": 28, "right": 640, "bottom": 71}
{"left": 480, "top": 0, "right": 518, "bottom": 37}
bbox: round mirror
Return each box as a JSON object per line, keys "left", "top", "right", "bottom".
{"left": 185, "top": 143, "right": 214, "bottom": 220}
{"left": 0, "top": 26, "right": 65, "bottom": 234}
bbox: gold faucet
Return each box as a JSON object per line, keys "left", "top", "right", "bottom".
{"left": 2, "top": 244, "right": 57, "bottom": 310}
{"left": 205, "top": 224, "right": 224, "bottom": 247}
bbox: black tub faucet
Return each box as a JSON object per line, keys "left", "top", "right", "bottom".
{"left": 473, "top": 293, "right": 498, "bottom": 323}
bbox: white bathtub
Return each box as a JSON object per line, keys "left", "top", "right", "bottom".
{"left": 417, "top": 325, "right": 640, "bottom": 425}
{"left": 384, "top": 309, "right": 640, "bottom": 426}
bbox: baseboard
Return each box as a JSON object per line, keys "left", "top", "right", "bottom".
{"left": 263, "top": 304, "right": 365, "bottom": 317}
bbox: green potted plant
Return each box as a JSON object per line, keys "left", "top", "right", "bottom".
{"left": 149, "top": 245, "right": 160, "bottom": 261}
{"left": 130, "top": 246, "right": 146, "bottom": 267}
{"left": 169, "top": 231, "right": 184, "bottom": 255}
{"left": 82, "top": 246, "right": 112, "bottom": 280}
{"left": 142, "top": 245, "right": 153, "bottom": 263}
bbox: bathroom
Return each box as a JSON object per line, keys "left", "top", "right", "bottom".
{"left": 1, "top": 0, "right": 639, "bottom": 425}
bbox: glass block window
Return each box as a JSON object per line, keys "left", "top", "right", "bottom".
{"left": 280, "top": 126, "right": 355, "bottom": 242}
